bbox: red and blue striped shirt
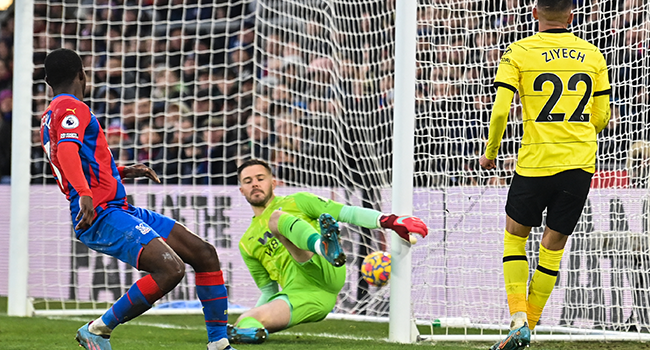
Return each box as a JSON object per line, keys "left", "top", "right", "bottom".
{"left": 40, "top": 94, "right": 127, "bottom": 228}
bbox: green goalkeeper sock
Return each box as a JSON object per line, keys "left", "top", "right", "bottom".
{"left": 278, "top": 213, "right": 320, "bottom": 254}
{"left": 237, "top": 316, "right": 264, "bottom": 329}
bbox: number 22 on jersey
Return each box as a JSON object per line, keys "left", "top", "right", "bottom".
{"left": 533, "top": 72, "right": 592, "bottom": 123}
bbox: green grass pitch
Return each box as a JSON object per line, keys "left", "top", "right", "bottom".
{"left": 2, "top": 297, "right": 650, "bottom": 349}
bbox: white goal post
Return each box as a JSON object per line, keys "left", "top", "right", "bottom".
{"left": 7, "top": 0, "right": 34, "bottom": 319}
{"left": 5, "top": 0, "right": 650, "bottom": 345}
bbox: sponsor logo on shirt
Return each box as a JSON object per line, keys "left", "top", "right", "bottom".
{"left": 257, "top": 231, "right": 274, "bottom": 245}
{"left": 61, "top": 115, "right": 80, "bottom": 129}
{"left": 135, "top": 223, "right": 151, "bottom": 235}
{"left": 500, "top": 48, "right": 513, "bottom": 63}
{"left": 60, "top": 133, "right": 79, "bottom": 139}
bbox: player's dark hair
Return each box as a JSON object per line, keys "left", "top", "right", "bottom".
{"left": 237, "top": 159, "right": 273, "bottom": 180}
{"left": 44, "top": 48, "right": 83, "bottom": 89}
{"left": 537, "top": 0, "right": 573, "bottom": 15}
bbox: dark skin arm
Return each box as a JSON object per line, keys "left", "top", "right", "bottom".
{"left": 75, "top": 164, "right": 160, "bottom": 231}
{"left": 75, "top": 196, "right": 95, "bottom": 231}
{"left": 121, "top": 164, "right": 162, "bottom": 183}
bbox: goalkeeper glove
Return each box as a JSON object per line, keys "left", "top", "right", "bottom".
{"left": 379, "top": 214, "right": 428, "bottom": 244}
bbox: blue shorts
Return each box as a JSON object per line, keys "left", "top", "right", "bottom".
{"left": 76, "top": 204, "right": 176, "bottom": 269}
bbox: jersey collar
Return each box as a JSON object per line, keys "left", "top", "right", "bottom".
{"left": 53, "top": 93, "right": 80, "bottom": 101}
{"left": 541, "top": 28, "right": 570, "bottom": 34}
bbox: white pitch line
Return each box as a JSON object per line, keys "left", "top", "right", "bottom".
{"left": 47, "top": 316, "right": 392, "bottom": 343}
{"left": 47, "top": 316, "right": 205, "bottom": 330}
{"left": 279, "top": 331, "right": 389, "bottom": 342}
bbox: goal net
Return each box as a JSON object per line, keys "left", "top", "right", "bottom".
{"left": 4, "top": 0, "right": 650, "bottom": 342}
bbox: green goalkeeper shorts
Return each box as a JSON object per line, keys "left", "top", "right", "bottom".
{"left": 270, "top": 253, "right": 346, "bottom": 327}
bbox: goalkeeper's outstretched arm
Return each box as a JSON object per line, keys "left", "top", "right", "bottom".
{"left": 292, "top": 192, "right": 429, "bottom": 243}
{"left": 337, "top": 205, "right": 429, "bottom": 244}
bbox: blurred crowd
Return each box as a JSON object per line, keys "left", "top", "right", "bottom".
{"left": 0, "top": 0, "right": 647, "bottom": 188}
{"left": 0, "top": 8, "right": 11, "bottom": 184}
{"left": 29, "top": 0, "right": 256, "bottom": 186}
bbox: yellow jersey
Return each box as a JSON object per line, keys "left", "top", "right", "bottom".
{"left": 488, "top": 29, "right": 611, "bottom": 177}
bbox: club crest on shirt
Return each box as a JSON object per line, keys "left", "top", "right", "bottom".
{"left": 135, "top": 223, "right": 151, "bottom": 235}
{"left": 61, "top": 115, "right": 79, "bottom": 129}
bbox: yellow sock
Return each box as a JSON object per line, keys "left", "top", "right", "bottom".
{"left": 527, "top": 245, "right": 564, "bottom": 329}
{"left": 503, "top": 230, "right": 529, "bottom": 317}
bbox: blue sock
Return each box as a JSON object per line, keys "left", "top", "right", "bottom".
{"left": 196, "top": 271, "right": 229, "bottom": 342}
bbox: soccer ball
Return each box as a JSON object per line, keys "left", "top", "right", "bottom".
{"left": 361, "top": 251, "right": 391, "bottom": 287}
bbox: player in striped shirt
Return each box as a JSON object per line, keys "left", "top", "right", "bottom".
{"left": 480, "top": 1, "right": 611, "bottom": 349}
{"left": 40, "top": 48, "right": 235, "bottom": 350}
{"left": 227, "top": 159, "right": 428, "bottom": 344}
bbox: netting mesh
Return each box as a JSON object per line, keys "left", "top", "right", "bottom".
{"left": 28, "top": 0, "right": 266, "bottom": 311}
{"left": 409, "top": 0, "right": 650, "bottom": 332}
{"left": 11, "top": 0, "right": 650, "bottom": 335}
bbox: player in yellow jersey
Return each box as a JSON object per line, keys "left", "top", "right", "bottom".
{"left": 227, "top": 159, "right": 428, "bottom": 344}
{"left": 480, "top": 1, "right": 611, "bottom": 349}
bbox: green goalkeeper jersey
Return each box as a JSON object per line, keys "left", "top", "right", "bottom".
{"left": 239, "top": 192, "right": 345, "bottom": 289}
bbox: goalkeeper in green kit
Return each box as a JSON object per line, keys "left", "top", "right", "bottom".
{"left": 228, "top": 159, "right": 429, "bottom": 344}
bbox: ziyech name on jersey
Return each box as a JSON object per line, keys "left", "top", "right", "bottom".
{"left": 542, "top": 48, "right": 586, "bottom": 63}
